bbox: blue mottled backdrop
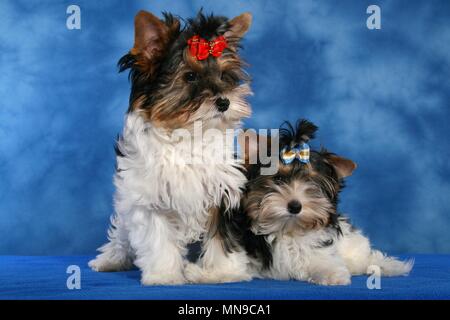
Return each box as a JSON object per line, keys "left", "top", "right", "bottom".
{"left": 0, "top": 0, "right": 449, "bottom": 255}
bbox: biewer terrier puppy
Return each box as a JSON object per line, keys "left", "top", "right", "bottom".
{"left": 216, "top": 120, "right": 413, "bottom": 285}
{"left": 89, "top": 10, "right": 253, "bottom": 285}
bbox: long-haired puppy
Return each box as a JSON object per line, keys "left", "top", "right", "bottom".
{"left": 89, "top": 10, "right": 253, "bottom": 285}
{"left": 216, "top": 120, "right": 413, "bottom": 285}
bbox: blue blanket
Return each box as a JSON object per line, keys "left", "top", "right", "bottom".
{"left": 0, "top": 255, "right": 448, "bottom": 300}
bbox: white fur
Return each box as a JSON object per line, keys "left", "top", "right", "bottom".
{"left": 89, "top": 104, "right": 249, "bottom": 284}
{"left": 337, "top": 221, "right": 414, "bottom": 277}
{"left": 184, "top": 237, "right": 251, "bottom": 283}
{"left": 251, "top": 219, "right": 413, "bottom": 285}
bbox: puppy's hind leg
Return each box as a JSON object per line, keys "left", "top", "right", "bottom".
{"left": 89, "top": 214, "right": 134, "bottom": 272}
{"left": 337, "top": 223, "right": 413, "bottom": 276}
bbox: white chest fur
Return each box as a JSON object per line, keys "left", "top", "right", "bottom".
{"left": 113, "top": 112, "right": 246, "bottom": 238}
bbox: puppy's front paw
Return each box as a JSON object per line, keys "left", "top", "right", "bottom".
{"left": 141, "top": 272, "right": 186, "bottom": 286}
{"left": 89, "top": 256, "right": 131, "bottom": 272}
{"left": 184, "top": 263, "right": 206, "bottom": 283}
{"left": 309, "top": 268, "right": 351, "bottom": 286}
{"left": 185, "top": 263, "right": 251, "bottom": 284}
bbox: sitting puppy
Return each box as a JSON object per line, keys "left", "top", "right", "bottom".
{"left": 89, "top": 10, "right": 253, "bottom": 285}
{"left": 216, "top": 120, "right": 413, "bottom": 285}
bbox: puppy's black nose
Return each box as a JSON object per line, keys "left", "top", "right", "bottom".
{"left": 287, "top": 200, "right": 302, "bottom": 214}
{"left": 215, "top": 97, "right": 230, "bottom": 112}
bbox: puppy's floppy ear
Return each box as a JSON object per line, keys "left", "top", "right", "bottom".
{"left": 131, "top": 11, "right": 179, "bottom": 71}
{"left": 326, "top": 155, "right": 357, "bottom": 179}
{"left": 224, "top": 12, "right": 252, "bottom": 41}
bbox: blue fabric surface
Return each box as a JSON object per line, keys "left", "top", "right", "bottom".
{"left": 0, "top": 255, "right": 449, "bottom": 300}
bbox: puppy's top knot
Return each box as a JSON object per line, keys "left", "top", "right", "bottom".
{"left": 279, "top": 119, "right": 318, "bottom": 150}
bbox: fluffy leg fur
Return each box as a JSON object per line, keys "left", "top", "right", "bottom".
{"left": 337, "top": 223, "right": 413, "bottom": 276}
{"left": 307, "top": 253, "right": 352, "bottom": 286}
{"left": 184, "top": 206, "right": 251, "bottom": 283}
{"left": 267, "top": 235, "right": 350, "bottom": 285}
{"left": 128, "top": 207, "right": 186, "bottom": 285}
{"left": 89, "top": 215, "right": 134, "bottom": 272}
{"left": 184, "top": 235, "right": 251, "bottom": 283}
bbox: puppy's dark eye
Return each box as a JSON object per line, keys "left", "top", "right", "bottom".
{"left": 184, "top": 72, "right": 198, "bottom": 82}
{"left": 274, "top": 176, "right": 284, "bottom": 185}
{"left": 221, "top": 71, "right": 240, "bottom": 84}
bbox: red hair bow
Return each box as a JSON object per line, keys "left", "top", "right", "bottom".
{"left": 187, "top": 35, "right": 228, "bottom": 61}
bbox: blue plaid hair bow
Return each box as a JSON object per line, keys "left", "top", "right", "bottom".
{"left": 280, "top": 142, "right": 310, "bottom": 164}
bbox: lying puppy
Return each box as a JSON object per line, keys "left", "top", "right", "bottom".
{"left": 212, "top": 120, "right": 413, "bottom": 285}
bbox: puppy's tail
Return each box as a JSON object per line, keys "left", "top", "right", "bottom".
{"left": 368, "top": 250, "right": 414, "bottom": 276}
